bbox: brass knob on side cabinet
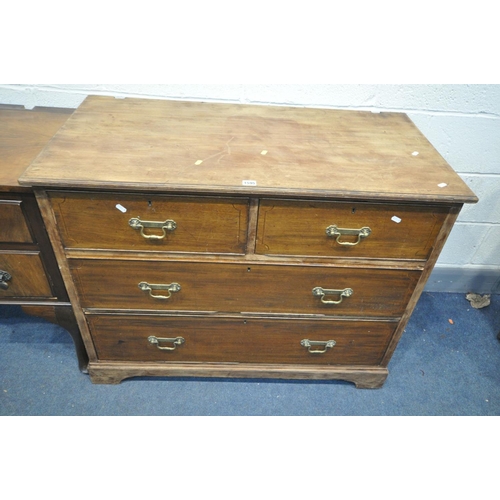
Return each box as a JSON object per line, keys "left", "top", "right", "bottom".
{"left": 0, "top": 270, "right": 12, "bottom": 290}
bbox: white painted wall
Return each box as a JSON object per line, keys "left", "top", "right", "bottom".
{"left": 1, "top": 84, "right": 498, "bottom": 291}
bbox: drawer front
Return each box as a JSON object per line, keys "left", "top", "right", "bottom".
{"left": 88, "top": 314, "right": 396, "bottom": 365}
{"left": 0, "top": 200, "right": 33, "bottom": 243}
{"left": 0, "top": 252, "right": 53, "bottom": 298}
{"left": 256, "top": 199, "right": 449, "bottom": 260}
{"left": 49, "top": 192, "right": 249, "bottom": 254}
{"left": 71, "top": 259, "right": 419, "bottom": 317}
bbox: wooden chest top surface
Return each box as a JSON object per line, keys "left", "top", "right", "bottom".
{"left": 19, "top": 96, "right": 477, "bottom": 203}
{"left": 0, "top": 106, "right": 72, "bottom": 192}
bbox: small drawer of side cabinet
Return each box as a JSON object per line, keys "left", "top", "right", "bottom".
{"left": 0, "top": 199, "right": 34, "bottom": 243}
{"left": 0, "top": 252, "right": 53, "bottom": 298}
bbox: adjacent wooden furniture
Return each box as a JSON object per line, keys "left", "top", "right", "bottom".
{"left": 19, "top": 96, "right": 478, "bottom": 387}
{"left": 0, "top": 105, "right": 88, "bottom": 372}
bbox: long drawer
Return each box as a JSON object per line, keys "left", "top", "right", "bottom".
{"left": 48, "top": 191, "right": 250, "bottom": 254}
{"left": 0, "top": 252, "right": 53, "bottom": 298}
{"left": 70, "top": 258, "right": 420, "bottom": 317}
{"left": 87, "top": 314, "right": 397, "bottom": 365}
{"left": 256, "top": 199, "right": 448, "bottom": 260}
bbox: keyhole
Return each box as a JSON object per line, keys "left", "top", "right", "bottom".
{"left": 351, "top": 207, "right": 356, "bottom": 214}
{"left": 247, "top": 267, "right": 251, "bottom": 272}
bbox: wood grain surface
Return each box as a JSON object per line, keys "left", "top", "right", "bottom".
{"left": 256, "top": 198, "right": 449, "bottom": 260}
{"left": 87, "top": 361, "right": 389, "bottom": 387}
{"left": 0, "top": 200, "right": 33, "bottom": 243}
{"left": 19, "top": 96, "right": 478, "bottom": 204}
{"left": 88, "top": 314, "right": 396, "bottom": 365}
{"left": 49, "top": 191, "right": 249, "bottom": 253}
{"left": 0, "top": 106, "right": 72, "bottom": 191}
{"left": 0, "top": 252, "right": 53, "bottom": 298}
{"left": 70, "top": 258, "right": 420, "bottom": 317}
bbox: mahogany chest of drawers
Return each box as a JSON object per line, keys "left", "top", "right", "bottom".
{"left": 19, "top": 96, "right": 477, "bottom": 388}
{"left": 0, "top": 106, "right": 87, "bottom": 371}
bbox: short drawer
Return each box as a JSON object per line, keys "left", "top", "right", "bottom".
{"left": 71, "top": 258, "right": 420, "bottom": 318}
{"left": 0, "top": 252, "right": 53, "bottom": 298}
{"left": 88, "top": 314, "right": 397, "bottom": 365}
{"left": 49, "top": 191, "right": 249, "bottom": 254}
{"left": 0, "top": 200, "right": 33, "bottom": 243}
{"left": 256, "top": 199, "right": 449, "bottom": 260}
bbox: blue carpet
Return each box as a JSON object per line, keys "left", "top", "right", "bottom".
{"left": 1, "top": 292, "right": 499, "bottom": 415}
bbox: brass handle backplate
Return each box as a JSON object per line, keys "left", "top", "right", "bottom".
{"left": 326, "top": 224, "right": 371, "bottom": 246}
{"left": 301, "top": 339, "right": 336, "bottom": 354}
{"left": 312, "top": 286, "right": 353, "bottom": 305}
{"left": 138, "top": 281, "right": 181, "bottom": 300}
{"left": 148, "top": 336, "right": 185, "bottom": 351}
{"left": 0, "top": 270, "right": 12, "bottom": 290}
{"left": 129, "top": 217, "right": 177, "bottom": 240}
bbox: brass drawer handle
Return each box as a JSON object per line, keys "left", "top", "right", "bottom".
{"left": 148, "top": 336, "right": 185, "bottom": 351}
{"left": 301, "top": 339, "right": 336, "bottom": 354}
{"left": 0, "top": 270, "right": 12, "bottom": 290}
{"left": 138, "top": 281, "right": 181, "bottom": 300}
{"left": 312, "top": 286, "right": 353, "bottom": 305}
{"left": 129, "top": 217, "right": 177, "bottom": 240}
{"left": 326, "top": 224, "right": 371, "bottom": 246}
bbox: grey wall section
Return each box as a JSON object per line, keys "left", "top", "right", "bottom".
{"left": 425, "top": 266, "right": 500, "bottom": 294}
